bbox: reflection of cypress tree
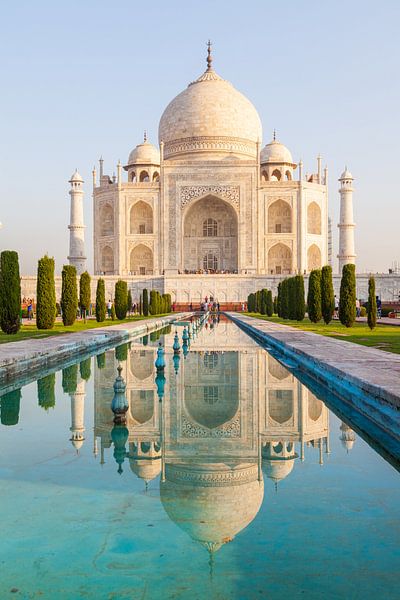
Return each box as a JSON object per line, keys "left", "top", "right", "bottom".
{"left": 80, "top": 357, "right": 91, "bottom": 381}
{"left": 96, "top": 353, "right": 106, "bottom": 369}
{"left": 1, "top": 389, "right": 22, "bottom": 426}
{"left": 62, "top": 364, "right": 78, "bottom": 394}
{"left": 142, "top": 335, "right": 148, "bottom": 346}
{"left": 115, "top": 343, "right": 128, "bottom": 362}
{"left": 37, "top": 373, "right": 56, "bottom": 410}
{"left": 150, "top": 330, "right": 157, "bottom": 342}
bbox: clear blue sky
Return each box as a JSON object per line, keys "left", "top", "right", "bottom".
{"left": 1, "top": 0, "right": 399, "bottom": 274}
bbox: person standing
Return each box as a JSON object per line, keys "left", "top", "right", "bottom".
{"left": 107, "top": 300, "right": 112, "bottom": 318}
{"left": 356, "top": 298, "right": 361, "bottom": 318}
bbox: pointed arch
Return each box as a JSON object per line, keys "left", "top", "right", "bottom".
{"left": 268, "top": 199, "right": 292, "bottom": 233}
{"left": 101, "top": 245, "right": 114, "bottom": 274}
{"left": 307, "top": 244, "right": 321, "bottom": 270}
{"left": 307, "top": 202, "right": 322, "bottom": 234}
{"left": 139, "top": 170, "right": 149, "bottom": 182}
{"left": 130, "top": 244, "right": 153, "bottom": 275}
{"left": 268, "top": 243, "right": 292, "bottom": 275}
{"left": 271, "top": 169, "right": 281, "bottom": 181}
{"left": 100, "top": 204, "right": 114, "bottom": 236}
{"left": 130, "top": 201, "right": 153, "bottom": 234}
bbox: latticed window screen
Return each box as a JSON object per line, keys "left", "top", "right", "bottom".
{"left": 203, "top": 253, "right": 218, "bottom": 270}
{"left": 203, "top": 386, "right": 219, "bottom": 404}
{"left": 203, "top": 218, "right": 218, "bottom": 237}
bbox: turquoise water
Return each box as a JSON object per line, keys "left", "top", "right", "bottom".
{"left": 0, "top": 317, "right": 399, "bottom": 599}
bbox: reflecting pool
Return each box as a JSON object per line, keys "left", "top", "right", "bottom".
{"left": 0, "top": 317, "right": 399, "bottom": 599}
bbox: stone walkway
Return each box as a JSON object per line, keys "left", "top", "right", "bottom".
{"left": 228, "top": 313, "right": 400, "bottom": 411}
{"left": 0, "top": 314, "right": 187, "bottom": 386}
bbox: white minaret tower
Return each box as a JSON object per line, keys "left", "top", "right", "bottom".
{"left": 70, "top": 379, "right": 86, "bottom": 453}
{"left": 337, "top": 167, "right": 355, "bottom": 274}
{"left": 68, "top": 169, "right": 87, "bottom": 274}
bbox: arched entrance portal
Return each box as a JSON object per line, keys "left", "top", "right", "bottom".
{"left": 130, "top": 244, "right": 153, "bottom": 275}
{"left": 183, "top": 196, "right": 238, "bottom": 273}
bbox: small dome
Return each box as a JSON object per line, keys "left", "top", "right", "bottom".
{"left": 127, "top": 140, "right": 160, "bottom": 166}
{"left": 260, "top": 139, "right": 294, "bottom": 165}
{"left": 340, "top": 166, "right": 353, "bottom": 180}
{"left": 69, "top": 169, "right": 83, "bottom": 183}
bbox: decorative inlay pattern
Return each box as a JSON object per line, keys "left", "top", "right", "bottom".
{"left": 180, "top": 185, "right": 240, "bottom": 209}
{"left": 164, "top": 136, "right": 256, "bottom": 159}
{"left": 165, "top": 463, "right": 257, "bottom": 487}
{"left": 181, "top": 414, "right": 240, "bottom": 438}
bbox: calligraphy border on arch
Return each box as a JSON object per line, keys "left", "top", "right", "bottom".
{"left": 180, "top": 185, "right": 240, "bottom": 209}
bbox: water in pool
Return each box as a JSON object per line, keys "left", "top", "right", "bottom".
{"left": 0, "top": 317, "right": 399, "bottom": 599}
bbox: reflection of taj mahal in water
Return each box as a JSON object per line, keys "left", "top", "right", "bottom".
{"left": 58, "top": 319, "right": 357, "bottom": 558}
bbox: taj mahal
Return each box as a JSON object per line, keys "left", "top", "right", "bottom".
{"left": 55, "top": 43, "right": 397, "bottom": 305}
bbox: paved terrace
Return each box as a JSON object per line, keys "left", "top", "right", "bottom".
{"left": 229, "top": 313, "right": 400, "bottom": 411}
{"left": 0, "top": 313, "right": 189, "bottom": 387}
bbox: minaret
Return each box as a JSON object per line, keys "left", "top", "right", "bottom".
{"left": 68, "top": 169, "right": 87, "bottom": 275}
{"left": 337, "top": 167, "right": 355, "bottom": 274}
{"left": 70, "top": 379, "right": 86, "bottom": 452}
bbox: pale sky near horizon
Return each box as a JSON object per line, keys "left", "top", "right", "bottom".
{"left": 1, "top": 0, "right": 399, "bottom": 275}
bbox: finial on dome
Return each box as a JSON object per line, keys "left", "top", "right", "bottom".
{"left": 206, "top": 40, "right": 213, "bottom": 71}
{"left": 273, "top": 129, "right": 276, "bottom": 141}
{"left": 144, "top": 130, "right": 147, "bottom": 142}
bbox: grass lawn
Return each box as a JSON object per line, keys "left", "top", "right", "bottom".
{"left": 0, "top": 314, "right": 171, "bottom": 345}
{"left": 246, "top": 314, "right": 400, "bottom": 354}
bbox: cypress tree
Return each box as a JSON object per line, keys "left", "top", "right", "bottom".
{"left": 281, "top": 280, "right": 289, "bottom": 319}
{"left": 277, "top": 283, "right": 282, "bottom": 317}
{"left": 115, "top": 343, "right": 128, "bottom": 362}
{"left": 138, "top": 295, "right": 142, "bottom": 315}
{"left": 143, "top": 289, "right": 149, "bottom": 316}
{"left": 96, "top": 353, "right": 106, "bottom": 369}
{"left": 321, "top": 265, "right": 335, "bottom": 324}
{"left": 36, "top": 255, "right": 56, "bottom": 330}
{"left": 127, "top": 289, "right": 132, "bottom": 315}
{"left": 115, "top": 280, "right": 128, "bottom": 319}
{"left": 95, "top": 278, "right": 106, "bottom": 322}
{"left": 79, "top": 271, "right": 91, "bottom": 321}
{"left": 62, "top": 363, "right": 78, "bottom": 394}
{"left": 248, "top": 293, "right": 256, "bottom": 313}
{"left": 266, "top": 290, "right": 274, "bottom": 317}
{"left": 80, "top": 357, "right": 91, "bottom": 381}
{"left": 367, "top": 276, "right": 377, "bottom": 330}
{"left": 0, "top": 389, "right": 21, "bottom": 426}
{"left": 339, "top": 264, "right": 356, "bottom": 327}
{"left": 37, "top": 373, "right": 56, "bottom": 410}
{"left": 61, "top": 265, "right": 78, "bottom": 326}
{"left": 111, "top": 304, "right": 116, "bottom": 320}
{"left": 260, "top": 289, "right": 268, "bottom": 315}
{"left": 0, "top": 250, "right": 21, "bottom": 334}
{"left": 288, "top": 277, "right": 296, "bottom": 320}
{"left": 294, "top": 275, "right": 306, "bottom": 321}
{"left": 307, "top": 269, "right": 322, "bottom": 323}
{"left": 273, "top": 295, "right": 278, "bottom": 315}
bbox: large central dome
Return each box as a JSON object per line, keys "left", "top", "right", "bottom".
{"left": 158, "top": 46, "right": 262, "bottom": 160}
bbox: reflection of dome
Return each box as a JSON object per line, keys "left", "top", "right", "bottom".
{"left": 260, "top": 139, "right": 293, "bottom": 165}
{"left": 340, "top": 422, "right": 356, "bottom": 451}
{"left": 158, "top": 48, "right": 262, "bottom": 160}
{"left": 71, "top": 437, "right": 84, "bottom": 452}
{"left": 262, "top": 458, "right": 295, "bottom": 483}
{"left": 127, "top": 140, "right": 160, "bottom": 166}
{"left": 129, "top": 458, "right": 161, "bottom": 482}
{"left": 308, "top": 393, "right": 323, "bottom": 421}
{"left": 161, "top": 463, "right": 263, "bottom": 551}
